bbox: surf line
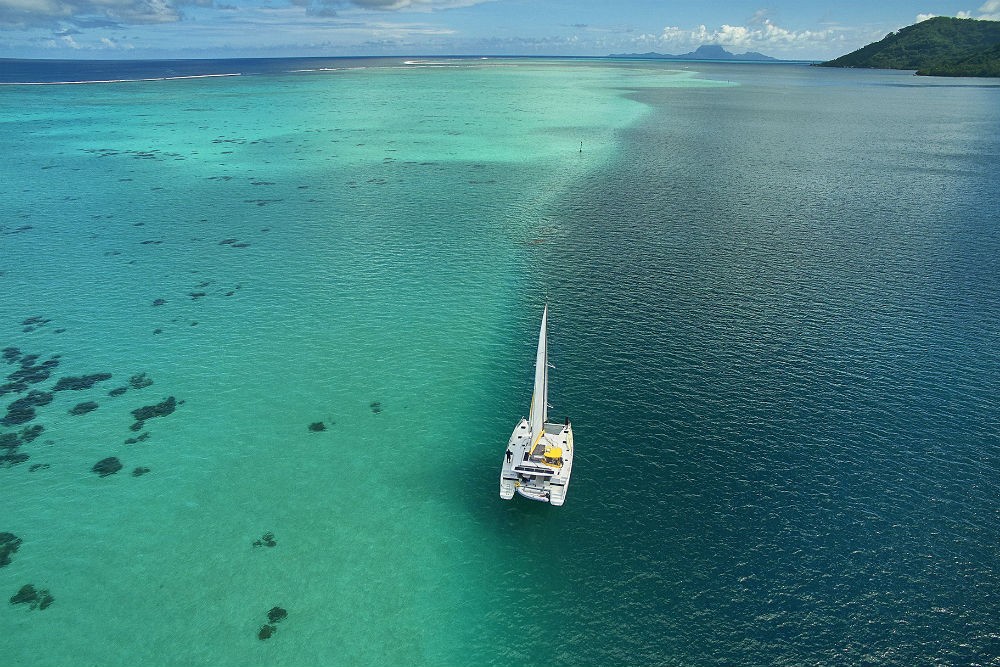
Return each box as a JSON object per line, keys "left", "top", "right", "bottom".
{"left": 0, "top": 73, "right": 243, "bottom": 86}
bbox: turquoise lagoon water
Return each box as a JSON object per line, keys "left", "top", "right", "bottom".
{"left": 1, "top": 59, "right": 999, "bottom": 666}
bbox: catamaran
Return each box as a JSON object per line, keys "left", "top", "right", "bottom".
{"left": 500, "top": 305, "right": 574, "bottom": 505}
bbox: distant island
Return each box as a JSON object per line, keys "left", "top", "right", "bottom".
{"left": 818, "top": 16, "right": 1000, "bottom": 77}
{"left": 609, "top": 45, "right": 780, "bottom": 62}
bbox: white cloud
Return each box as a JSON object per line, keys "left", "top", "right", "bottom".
{"left": 918, "top": 2, "right": 1000, "bottom": 22}
{"left": 99, "top": 34, "right": 130, "bottom": 46}
{"left": 0, "top": 0, "right": 488, "bottom": 29}
{"left": 978, "top": 0, "right": 1000, "bottom": 19}
{"left": 0, "top": 0, "right": 181, "bottom": 27}
{"left": 293, "top": 0, "right": 492, "bottom": 14}
{"left": 651, "top": 19, "right": 836, "bottom": 53}
{"left": 344, "top": 0, "right": 489, "bottom": 9}
{"left": 747, "top": 8, "right": 770, "bottom": 25}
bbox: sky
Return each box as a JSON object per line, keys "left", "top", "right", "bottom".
{"left": 1, "top": 0, "right": 999, "bottom": 60}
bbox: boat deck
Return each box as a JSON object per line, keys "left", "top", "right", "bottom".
{"left": 501, "top": 418, "right": 574, "bottom": 504}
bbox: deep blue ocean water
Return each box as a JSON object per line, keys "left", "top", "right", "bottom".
{"left": 1, "top": 57, "right": 999, "bottom": 666}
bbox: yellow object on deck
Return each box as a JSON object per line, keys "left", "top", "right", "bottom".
{"left": 542, "top": 446, "right": 563, "bottom": 467}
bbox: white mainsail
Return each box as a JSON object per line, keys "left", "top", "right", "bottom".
{"left": 500, "top": 303, "right": 573, "bottom": 505}
{"left": 527, "top": 304, "right": 548, "bottom": 440}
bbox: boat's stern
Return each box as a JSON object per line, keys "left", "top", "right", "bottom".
{"left": 500, "top": 472, "right": 516, "bottom": 500}
{"left": 501, "top": 417, "right": 573, "bottom": 505}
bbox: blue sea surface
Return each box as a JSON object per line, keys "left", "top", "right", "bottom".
{"left": 1, "top": 58, "right": 998, "bottom": 666}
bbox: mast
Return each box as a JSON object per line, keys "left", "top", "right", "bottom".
{"left": 528, "top": 305, "right": 548, "bottom": 438}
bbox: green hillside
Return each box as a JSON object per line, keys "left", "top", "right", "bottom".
{"left": 917, "top": 41, "right": 1000, "bottom": 75}
{"left": 819, "top": 16, "right": 1000, "bottom": 77}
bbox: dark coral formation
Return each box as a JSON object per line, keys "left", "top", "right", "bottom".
{"left": 3, "top": 390, "right": 53, "bottom": 426}
{"left": 308, "top": 422, "right": 326, "bottom": 432}
{"left": 92, "top": 457, "right": 122, "bottom": 477}
{"left": 0, "top": 383, "right": 25, "bottom": 397}
{"left": 20, "top": 424, "right": 44, "bottom": 443}
{"left": 0, "top": 424, "right": 43, "bottom": 465}
{"left": 370, "top": 402, "right": 382, "bottom": 414}
{"left": 108, "top": 387, "right": 127, "bottom": 397}
{"left": 132, "top": 467, "right": 150, "bottom": 477}
{"left": 2, "top": 347, "right": 20, "bottom": 364}
{"left": 0, "top": 452, "right": 30, "bottom": 467}
{"left": 24, "top": 391, "right": 53, "bottom": 407}
{"left": 0, "top": 532, "right": 21, "bottom": 568}
{"left": 2, "top": 355, "right": 59, "bottom": 396}
{"left": 130, "top": 396, "right": 176, "bottom": 430}
{"left": 221, "top": 235, "right": 252, "bottom": 246}
{"left": 152, "top": 298, "right": 167, "bottom": 306}
{"left": 28, "top": 463, "right": 50, "bottom": 472}
{"left": 10, "top": 584, "right": 36, "bottom": 604}
{"left": 257, "top": 605, "right": 287, "bottom": 639}
{"left": 21, "top": 316, "right": 52, "bottom": 333}
{"left": 53, "top": 373, "right": 112, "bottom": 392}
{"left": 124, "top": 432, "right": 150, "bottom": 445}
{"left": 9, "top": 584, "right": 54, "bottom": 610}
{"left": 252, "top": 532, "right": 276, "bottom": 548}
{"left": 69, "top": 401, "right": 99, "bottom": 416}
{"left": 7, "top": 390, "right": 52, "bottom": 413}
{"left": 129, "top": 373, "right": 153, "bottom": 390}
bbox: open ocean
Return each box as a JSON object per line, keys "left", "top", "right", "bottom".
{"left": 1, "top": 57, "right": 999, "bottom": 666}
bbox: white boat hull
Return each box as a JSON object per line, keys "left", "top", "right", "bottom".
{"left": 498, "top": 306, "right": 574, "bottom": 506}
{"left": 500, "top": 418, "right": 573, "bottom": 505}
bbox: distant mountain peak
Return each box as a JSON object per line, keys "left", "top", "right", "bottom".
{"left": 691, "top": 44, "right": 729, "bottom": 57}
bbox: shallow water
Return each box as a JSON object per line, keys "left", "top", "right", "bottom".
{"left": 1, "top": 59, "right": 998, "bottom": 666}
